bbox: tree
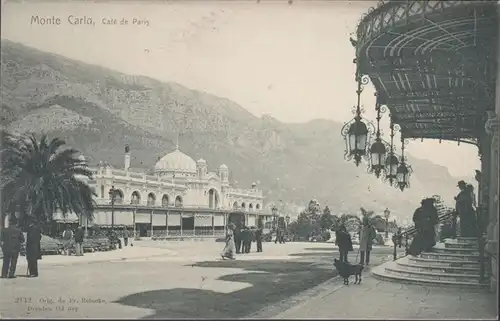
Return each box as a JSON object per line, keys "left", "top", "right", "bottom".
{"left": 319, "top": 206, "right": 335, "bottom": 230}
{"left": 338, "top": 214, "right": 361, "bottom": 232}
{"left": 1, "top": 133, "right": 96, "bottom": 228}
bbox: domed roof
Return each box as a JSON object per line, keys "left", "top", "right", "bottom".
{"left": 197, "top": 158, "right": 207, "bottom": 164}
{"left": 219, "top": 164, "right": 228, "bottom": 170}
{"left": 154, "top": 148, "right": 197, "bottom": 173}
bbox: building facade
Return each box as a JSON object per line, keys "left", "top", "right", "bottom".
{"left": 55, "top": 145, "right": 270, "bottom": 237}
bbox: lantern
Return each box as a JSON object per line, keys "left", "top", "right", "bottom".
{"left": 396, "top": 163, "right": 410, "bottom": 191}
{"left": 385, "top": 153, "right": 399, "bottom": 179}
{"left": 370, "top": 139, "right": 387, "bottom": 177}
{"left": 348, "top": 119, "right": 369, "bottom": 158}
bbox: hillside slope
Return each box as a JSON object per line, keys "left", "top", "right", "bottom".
{"left": 0, "top": 40, "right": 459, "bottom": 219}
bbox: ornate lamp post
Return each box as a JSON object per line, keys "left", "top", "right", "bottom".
{"left": 341, "top": 56, "right": 375, "bottom": 167}
{"left": 271, "top": 205, "right": 278, "bottom": 234}
{"left": 384, "top": 208, "right": 390, "bottom": 239}
{"left": 369, "top": 95, "right": 387, "bottom": 178}
{"left": 109, "top": 186, "right": 119, "bottom": 229}
{"left": 285, "top": 214, "right": 291, "bottom": 240}
{"left": 384, "top": 118, "right": 399, "bottom": 187}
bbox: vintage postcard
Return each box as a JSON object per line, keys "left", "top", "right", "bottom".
{"left": 0, "top": 0, "right": 498, "bottom": 319}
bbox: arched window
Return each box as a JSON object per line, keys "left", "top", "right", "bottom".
{"left": 100, "top": 185, "right": 105, "bottom": 198}
{"left": 233, "top": 201, "right": 238, "bottom": 210}
{"left": 256, "top": 204, "right": 261, "bottom": 211}
{"left": 162, "top": 195, "right": 169, "bottom": 207}
{"left": 249, "top": 203, "right": 253, "bottom": 212}
{"left": 147, "top": 193, "right": 156, "bottom": 206}
{"left": 131, "top": 191, "right": 141, "bottom": 205}
{"left": 208, "top": 188, "right": 219, "bottom": 209}
{"left": 175, "top": 195, "right": 183, "bottom": 208}
{"left": 241, "top": 202, "right": 246, "bottom": 210}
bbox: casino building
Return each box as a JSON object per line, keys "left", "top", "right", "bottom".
{"left": 56, "top": 145, "right": 270, "bottom": 238}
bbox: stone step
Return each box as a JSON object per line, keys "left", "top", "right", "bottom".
{"left": 396, "top": 258, "right": 480, "bottom": 275}
{"left": 408, "top": 256, "right": 480, "bottom": 268}
{"left": 444, "top": 242, "right": 478, "bottom": 249}
{"left": 385, "top": 266, "right": 481, "bottom": 283}
{"left": 372, "top": 263, "right": 489, "bottom": 290}
{"left": 444, "top": 237, "right": 479, "bottom": 245}
{"left": 432, "top": 247, "right": 480, "bottom": 255}
{"left": 421, "top": 252, "right": 479, "bottom": 262}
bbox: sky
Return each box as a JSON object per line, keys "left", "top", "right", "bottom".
{"left": 1, "top": 0, "right": 480, "bottom": 177}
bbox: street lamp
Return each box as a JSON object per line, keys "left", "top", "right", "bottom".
{"left": 109, "top": 186, "right": 119, "bottom": 229}
{"left": 131, "top": 200, "right": 138, "bottom": 240}
{"left": 271, "top": 205, "right": 278, "bottom": 234}
{"left": 384, "top": 208, "right": 390, "bottom": 239}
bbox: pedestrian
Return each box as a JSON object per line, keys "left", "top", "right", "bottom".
{"left": 74, "top": 226, "right": 84, "bottom": 256}
{"left": 26, "top": 218, "right": 42, "bottom": 278}
{"left": 221, "top": 223, "right": 236, "bottom": 260}
{"left": 256, "top": 218, "right": 263, "bottom": 253}
{"left": 274, "top": 228, "right": 281, "bottom": 244}
{"left": 279, "top": 227, "right": 286, "bottom": 244}
{"left": 1, "top": 215, "right": 25, "bottom": 279}
{"left": 234, "top": 225, "right": 242, "bottom": 254}
{"left": 408, "top": 198, "right": 439, "bottom": 256}
{"left": 123, "top": 227, "right": 129, "bottom": 247}
{"left": 335, "top": 225, "right": 353, "bottom": 263}
{"left": 455, "top": 181, "right": 478, "bottom": 237}
{"left": 62, "top": 225, "right": 74, "bottom": 255}
{"left": 359, "top": 217, "right": 377, "bottom": 266}
{"left": 241, "top": 226, "right": 250, "bottom": 254}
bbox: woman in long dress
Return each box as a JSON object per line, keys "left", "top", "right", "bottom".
{"left": 408, "top": 198, "right": 439, "bottom": 256}
{"left": 221, "top": 223, "right": 236, "bottom": 260}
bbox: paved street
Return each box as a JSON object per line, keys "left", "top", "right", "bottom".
{"left": 3, "top": 241, "right": 494, "bottom": 319}
{"left": 271, "top": 274, "right": 498, "bottom": 319}
{"left": 0, "top": 241, "right": 396, "bottom": 319}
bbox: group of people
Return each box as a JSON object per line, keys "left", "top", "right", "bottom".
{"left": 407, "top": 179, "right": 478, "bottom": 256}
{"left": 221, "top": 220, "right": 264, "bottom": 260}
{"left": 1, "top": 216, "right": 42, "bottom": 279}
{"left": 62, "top": 225, "right": 131, "bottom": 255}
{"left": 334, "top": 218, "right": 378, "bottom": 266}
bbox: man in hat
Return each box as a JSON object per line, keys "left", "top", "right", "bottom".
{"left": 26, "top": 218, "right": 42, "bottom": 277}
{"left": 455, "top": 180, "right": 477, "bottom": 237}
{"left": 1, "top": 216, "right": 24, "bottom": 278}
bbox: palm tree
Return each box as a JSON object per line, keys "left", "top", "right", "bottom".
{"left": 359, "top": 207, "right": 386, "bottom": 231}
{"left": 1, "top": 133, "right": 96, "bottom": 228}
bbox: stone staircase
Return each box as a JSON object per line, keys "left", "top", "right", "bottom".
{"left": 372, "top": 237, "right": 489, "bottom": 289}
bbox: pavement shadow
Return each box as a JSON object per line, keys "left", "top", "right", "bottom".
{"left": 115, "top": 250, "right": 336, "bottom": 318}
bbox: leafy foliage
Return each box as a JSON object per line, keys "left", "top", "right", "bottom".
{"left": 1, "top": 132, "right": 96, "bottom": 228}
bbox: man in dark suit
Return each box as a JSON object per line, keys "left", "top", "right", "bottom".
{"left": 74, "top": 226, "right": 84, "bottom": 256}
{"left": 1, "top": 216, "right": 25, "bottom": 278}
{"left": 26, "top": 218, "right": 42, "bottom": 277}
{"left": 234, "top": 226, "right": 242, "bottom": 254}
{"left": 255, "top": 220, "right": 263, "bottom": 253}
{"left": 242, "top": 227, "right": 251, "bottom": 254}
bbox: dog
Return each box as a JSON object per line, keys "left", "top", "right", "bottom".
{"left": 333, "top": 258, "right": 364, "bottom": 285}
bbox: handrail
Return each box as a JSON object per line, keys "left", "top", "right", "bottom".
{"left": 392, "top": 210, "right": 455, "bottom": 260}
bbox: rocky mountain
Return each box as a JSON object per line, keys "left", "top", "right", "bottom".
{"left": 0, "top": 40, "right": 460, "bottom": 220}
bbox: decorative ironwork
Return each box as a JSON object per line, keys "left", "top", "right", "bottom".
{"left": 384, "top": 117, "right": 399, "bottom": 187}
{"left": 368, "top": 94, "right": 388, "bottom": 178}
{"left": 395, "top": 131, "right": 413, "bottom": 192}
{"left": 341, "top": 60, "right": 376, "bottom": 167}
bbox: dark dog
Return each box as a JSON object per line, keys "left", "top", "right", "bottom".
{"left": 334, "top": 258, "right": 364, "bottom": 285}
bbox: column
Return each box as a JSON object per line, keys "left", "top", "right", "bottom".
{"left": 193, "top": 212, "right": 196, "bottom": 237}
{"left": 486, "top": 18, "right": 500, "bottom": 291}
{"left": 212, "top": 212, "right": 215, "bottom": 236}
{"left": 150, "top": 209, "right": 154, "bottom": 237}
{"left": 180, "top": 209, "right": 183, "bottom": 237}
{"left": 165, "top": 209, "right": 169, "bottom": 237}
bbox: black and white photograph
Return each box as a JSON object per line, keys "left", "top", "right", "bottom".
{"left": 0, "top": 0, "right": 498, "bottom": 318}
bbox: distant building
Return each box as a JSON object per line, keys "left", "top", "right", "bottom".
{"left": 54, "top": 145, "right": 271, "bottom": 238}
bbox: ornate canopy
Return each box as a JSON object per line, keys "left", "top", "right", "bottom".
{"left": 354, "top": 0, "right": 498, "bottom": 145}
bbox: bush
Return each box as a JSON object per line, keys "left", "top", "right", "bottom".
{"left": 321, "top": 231, "right": 331, "bottom": 241}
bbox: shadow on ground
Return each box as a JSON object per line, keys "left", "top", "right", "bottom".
{"left": 115, "top": 250, "right": 336, "bottom": 318}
